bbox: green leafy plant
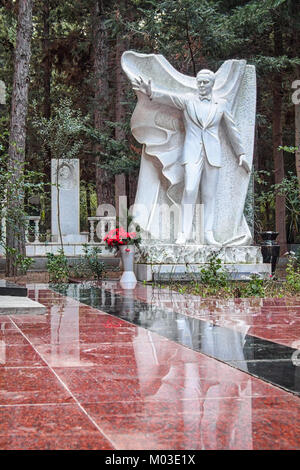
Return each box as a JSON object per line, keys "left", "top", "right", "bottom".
{"left": 5, "top": 246, "right": 34, "bottom": 276}
{"left": 0, "top": 132, "right": 45, "bottom": 276}
{"left": 85, "top": 120, "right": 140, "bottom": 176}
{"left": 46, "top": 250, "right": 70, "bottom": 283}
{"left": 14, "top": 253, "right": 34, "bottom": 275}
{"left": 254, "top": 170, "right": 300, "bottom": 241}
{"left": 241, "top": 275, "right": 265, "bottom": 297}
{"left": 199, "top": 251, "right": 229, "bottom": 289}
{"left": 71, "top": 244, "right": 105, "bottom": 280}
{"left": 285, "top": 250, "right": 300, "bottom": 293}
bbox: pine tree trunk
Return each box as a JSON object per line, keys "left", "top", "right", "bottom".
{"left": 6, "top": 0, "right": 33, "bottom": 277}
{"left": 42, "top": 0, "right": 52, "bottom": 174}
{"left": 42, "top": 0, "right": 51, "bottom": 122}
{"left": 294, "top": 28, "right": 300, "bottom": 193}
{"left": 93, "top": 0, "right": 114, "bottom": 208}
{"left": 272, "top": 21, "right": 287, "bottom": 254}
{"left": 114, "top": 37, "right": 127, "bottom": 220}
{"left": 295, "top": 60, "right": 300, "bottom": 192}
{"left": 296, "top": 104, "right": 300, "bottom": 188}
{"left": 272, "top": 80, "right": 287, "bottom": 254}
{"left": 41, "top": 0, "right": 52, "bottom": 234}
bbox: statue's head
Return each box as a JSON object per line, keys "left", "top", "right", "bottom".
{"left": 196, "top": 69, "right": 215, "bottom": 97}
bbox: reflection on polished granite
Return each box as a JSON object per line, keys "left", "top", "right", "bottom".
{"left": 0, "top": 282, "right": 299, "bottom": 450}
{"left": 51, "top": 282, "right": 300, "bottom": 396}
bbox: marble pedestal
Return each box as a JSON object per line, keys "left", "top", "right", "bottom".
{"left": 135, "top": 244, "right": 271, "bottom": 281}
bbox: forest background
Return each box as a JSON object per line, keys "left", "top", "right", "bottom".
{"left": 0, "top": 0, "right": 299, "bottom": 275}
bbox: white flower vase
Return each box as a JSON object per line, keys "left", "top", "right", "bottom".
{"left": 119, "top": 245, "right": 137, "bottom": 289}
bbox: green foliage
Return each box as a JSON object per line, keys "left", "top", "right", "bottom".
{"left": 241, "top": 275, "right": 265, "bottom": 297}
{"left": 278, "top": 146, "right": 298, "bottom": 154}
{"left": 0, "top": 132, "right": 45, "bottom": 220}
{"left": 80, "top": 183, "right": 97, "bottom": 231}
{"left": 0, "top": 130, "right": 45, "bottom": 275}
{"left": 286, "top": 249, "right": 300, "bottom": 293}
{"left": 46, "top": 250, "right": 70, "bottom": 283}
{"left": 286, "top": 265, "right": 300, "bottom": 293}
{"left": 32, "top": 98, "right": 89, "bottom": 162}
{"left": 254, "top": 170, "right": 300, "bottom": 239}
{"left": 71, "top": 244, "right": 105, "bottom": 280}
{"left": 85, "top": 121, "right": 140, "bottom": 176}
{"left": 14, "top": 253, "right": 34, "bottom": 275}
{"left": 199, "top": 252, "right": 229, "bottom": 289}
{"left": 4, "top": 247, "right": 34, "bottom": 275}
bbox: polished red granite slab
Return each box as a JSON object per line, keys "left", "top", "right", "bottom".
{"left": 0, "top": 329, "right": 30, "bottom": 345}
{"left": 0, "top": 404, "right": 114, "bottom": 450}
{"left": 0, "top": 344, "right": 47, "bottom": 368}
{"left": 0, "top": 283, "right": 299, "bottom": 450}
{"left": 83, "top": 396, "right": 300, "bottom": 450}
{"left": 0, "top": 367, "right": 74, "bottom": 405}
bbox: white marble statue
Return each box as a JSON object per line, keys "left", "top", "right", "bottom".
{"left": 121, "top": 51, "right": 256, "bottom": 246}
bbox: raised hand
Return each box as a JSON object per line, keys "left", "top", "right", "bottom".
{"left": 132, "top": 76, "right": 152, "bottom": 97}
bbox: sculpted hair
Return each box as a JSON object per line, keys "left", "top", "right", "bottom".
{"left": 196, "top": 69, "right": 216, "bottom": 84}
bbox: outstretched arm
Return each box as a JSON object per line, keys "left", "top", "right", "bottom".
{"left": 223, "top": 109, "right": 251, "bottom": 174}
{"left": 132, "top": 75, "right": 185, "bottom": 110}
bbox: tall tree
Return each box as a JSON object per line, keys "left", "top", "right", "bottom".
{"left": 6, "top": 0, "right": 33, "bottom": 276}
{"left": 272, "top": 13, "right": 287, "bottom": 253}
{"left": 114, "top": 2, "right": 128, "bottom": 218}
{"left": 92, "top": 0, "right": 114, "bottom": 209}
{"left": 296, "top": 97, "right": 300, "bottom": 192}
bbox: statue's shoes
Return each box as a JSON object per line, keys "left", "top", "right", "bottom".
{"left": 204, "top": 231, "right": 222, "bottom": 247}
{"left": 175, "top": 233, "right": 186, "bottom": 244}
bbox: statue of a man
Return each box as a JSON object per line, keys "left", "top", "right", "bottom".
{"left": 132, "top": 69, "right": 250, "bottom": 246}
{"left": 121, "top": 52, "right": 256, "bottom": 247}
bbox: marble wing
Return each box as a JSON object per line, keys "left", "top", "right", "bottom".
{"left": 121, "top": 51, "right": 256, "bottom": 245}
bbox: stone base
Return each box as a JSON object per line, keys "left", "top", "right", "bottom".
{"left": 24, "top": 243, "right": 111, "bottom": 258}
{"left": 0, "top": 296, "right": 46, "bottom": 315}
{"left": 51, "top": 233, "right": 89, "bottom": 244}
{"left": 135, "top": 243, "right": 269, "bottom": 281}
{"left": 136, "top": 263, "right": 271, "bottom": 281}
{"left": 135, "top": 244, "right": 263, "bottom": 264}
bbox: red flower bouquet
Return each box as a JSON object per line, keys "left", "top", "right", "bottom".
{"left": 103, "top": 226, "right": 141, "bottom": 252}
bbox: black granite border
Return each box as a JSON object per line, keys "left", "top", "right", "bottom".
{"left": 0, "top": 280, "right": 27, "bottom": 297}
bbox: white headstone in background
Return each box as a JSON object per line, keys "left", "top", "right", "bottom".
{"left": 0, "top": 81, "right": 5, "bottom": 105}
{"left": 51, "top": 159, "right": 87, "bottom": 243}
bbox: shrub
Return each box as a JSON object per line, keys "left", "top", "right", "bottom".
{"left": 46, "top": 250, "right": 69, "bottom": 282}
{"left": 241, "top": 275, "right": 265, "bottom": 297}
{"left": 71, "top": 244, "right": 105, "bottom": 280}
{"left": 286, "top": 250, "right": 300, "bottom": 293}
{"left": 199, "top": 251, "right": 229, "bottom": 288}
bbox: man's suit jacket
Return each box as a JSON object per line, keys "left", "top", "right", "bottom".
{"left": 150, "top": 90, "right": 245, "bottom": 167}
